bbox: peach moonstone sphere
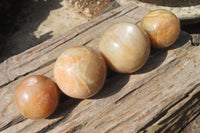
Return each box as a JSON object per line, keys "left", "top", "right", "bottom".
{"left": 54, "top": 46, "right": 107, "bottom": 99}
{"left": 14, "top": 75, "right": 60, "bottom": 119}
{"left": 99, "top": 22, "right": 150, "bottom": 73}
{"left": 140, "top": 9, "right": 180, "bottom": 48}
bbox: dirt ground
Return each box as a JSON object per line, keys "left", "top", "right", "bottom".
{"left": 0, "top": 0, "right": 115, "bottom": 62}
{"left": 70, "top": 0, "right": 114, "bottom": 17}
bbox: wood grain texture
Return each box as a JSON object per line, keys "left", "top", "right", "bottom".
{"left": 0, "top": 3, "right": 200, "bottom": 133}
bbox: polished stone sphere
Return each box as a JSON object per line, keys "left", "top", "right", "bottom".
{"left": 99, "top": 22, "right": 150, "bottom": 73}
{"left": 54, "top": 46, "right": 107, "bottom": 99}
{"left": 140, "top": 9, "right": 180, "bottom": 48}
{"left": 14, "top": 75, "right": 60, "bottom": 119}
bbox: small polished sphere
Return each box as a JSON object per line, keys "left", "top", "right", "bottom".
{"left": 14, "top": 75, "right": 60, "bottom": 120}
{"left": 99, "top": 22, "right": 150, "bottom": 73}
{"left": 54, "top": 46, "right": 107, "bottom": 99}
{"left": 140, "top": 9, "right": 180, "bottom": 48}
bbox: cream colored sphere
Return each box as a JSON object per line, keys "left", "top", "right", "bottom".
{"left": 99, "top": 22, "right": 150, "bottom": 73}
{"left": 140, "top": 9, "right": 180, "bottom": 48}
{"left": 54, "top": 46, "right": 107, "bottom": 99}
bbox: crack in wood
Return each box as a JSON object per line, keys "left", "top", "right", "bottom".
{"left": 138, "top": 83, "right": 200, "bottom": 133}
{"left": 35, "top": 117, "right": 65, "bottom": 133}
{"left": 115, "top": 6, "right": 138, "bottom": 19}
{"left": 156, "top": 93, "right": 200, "bottom": 133}
{"left": 82, "top": 38, "right": 94, "bottom": 46}
{"left": 104, "top": 111, "right": 139, "bottom": 133}
{"left": 0, "top": 116, "right": 27, "bottom": 131}
{"left": 114, "top": 83, "right": 144, "bottom": 104}
{"left": 65, "top": 122, "right": 87, "bottom": 133}
{"left": 0, "top": 59, "right": 56, "bottom": 89}
{"left": 179, "top": 112, "right": 200, "bottom": 133}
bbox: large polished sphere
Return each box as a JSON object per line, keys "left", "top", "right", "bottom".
{"left": 54, "top": 46, "right": 107, "bottom": 99}
{"left": 99, "top": 22, "right": 150, "bottom": 73}
{"left": 14, "top": 75, "right": 60, "bottom": 119}
{"left": 140, "top": 9, "right": 180, "bottom": 48}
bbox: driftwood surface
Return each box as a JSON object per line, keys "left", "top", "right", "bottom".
{"left": 0, "top": 3, "right": 200, "bottom": 133}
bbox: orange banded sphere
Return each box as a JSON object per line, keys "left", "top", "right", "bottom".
{"left": 14, "top": 75, "right": 60, "bottom": 119}
{"left": 140, "top": 9, "right": 180, "bottom": 48}
{"left": 99, "top": 22, "right": 150, "bottom": 73}
{"left": 54, "top": 46, "right": 107, "bottom": 99}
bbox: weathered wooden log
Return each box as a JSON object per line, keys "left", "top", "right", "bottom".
{"left": 0, "top": 3, "right": 200, "bottom": 133}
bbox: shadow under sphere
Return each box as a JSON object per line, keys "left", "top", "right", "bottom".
{"left": 135, "top": 31, "right": 192, "bottom": 74}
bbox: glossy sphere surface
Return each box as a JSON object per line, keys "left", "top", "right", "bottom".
{"left": 54, "top": 46, "right": 107, "bottom": 99}
{"left": 14, "top": 75, "right": 60, "bottom": 119}
{"left": 140, "top": 9, "right": 180, "bottom": 48}
{"left": 99, "top": 22, "right": 150, "bottom": 73}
